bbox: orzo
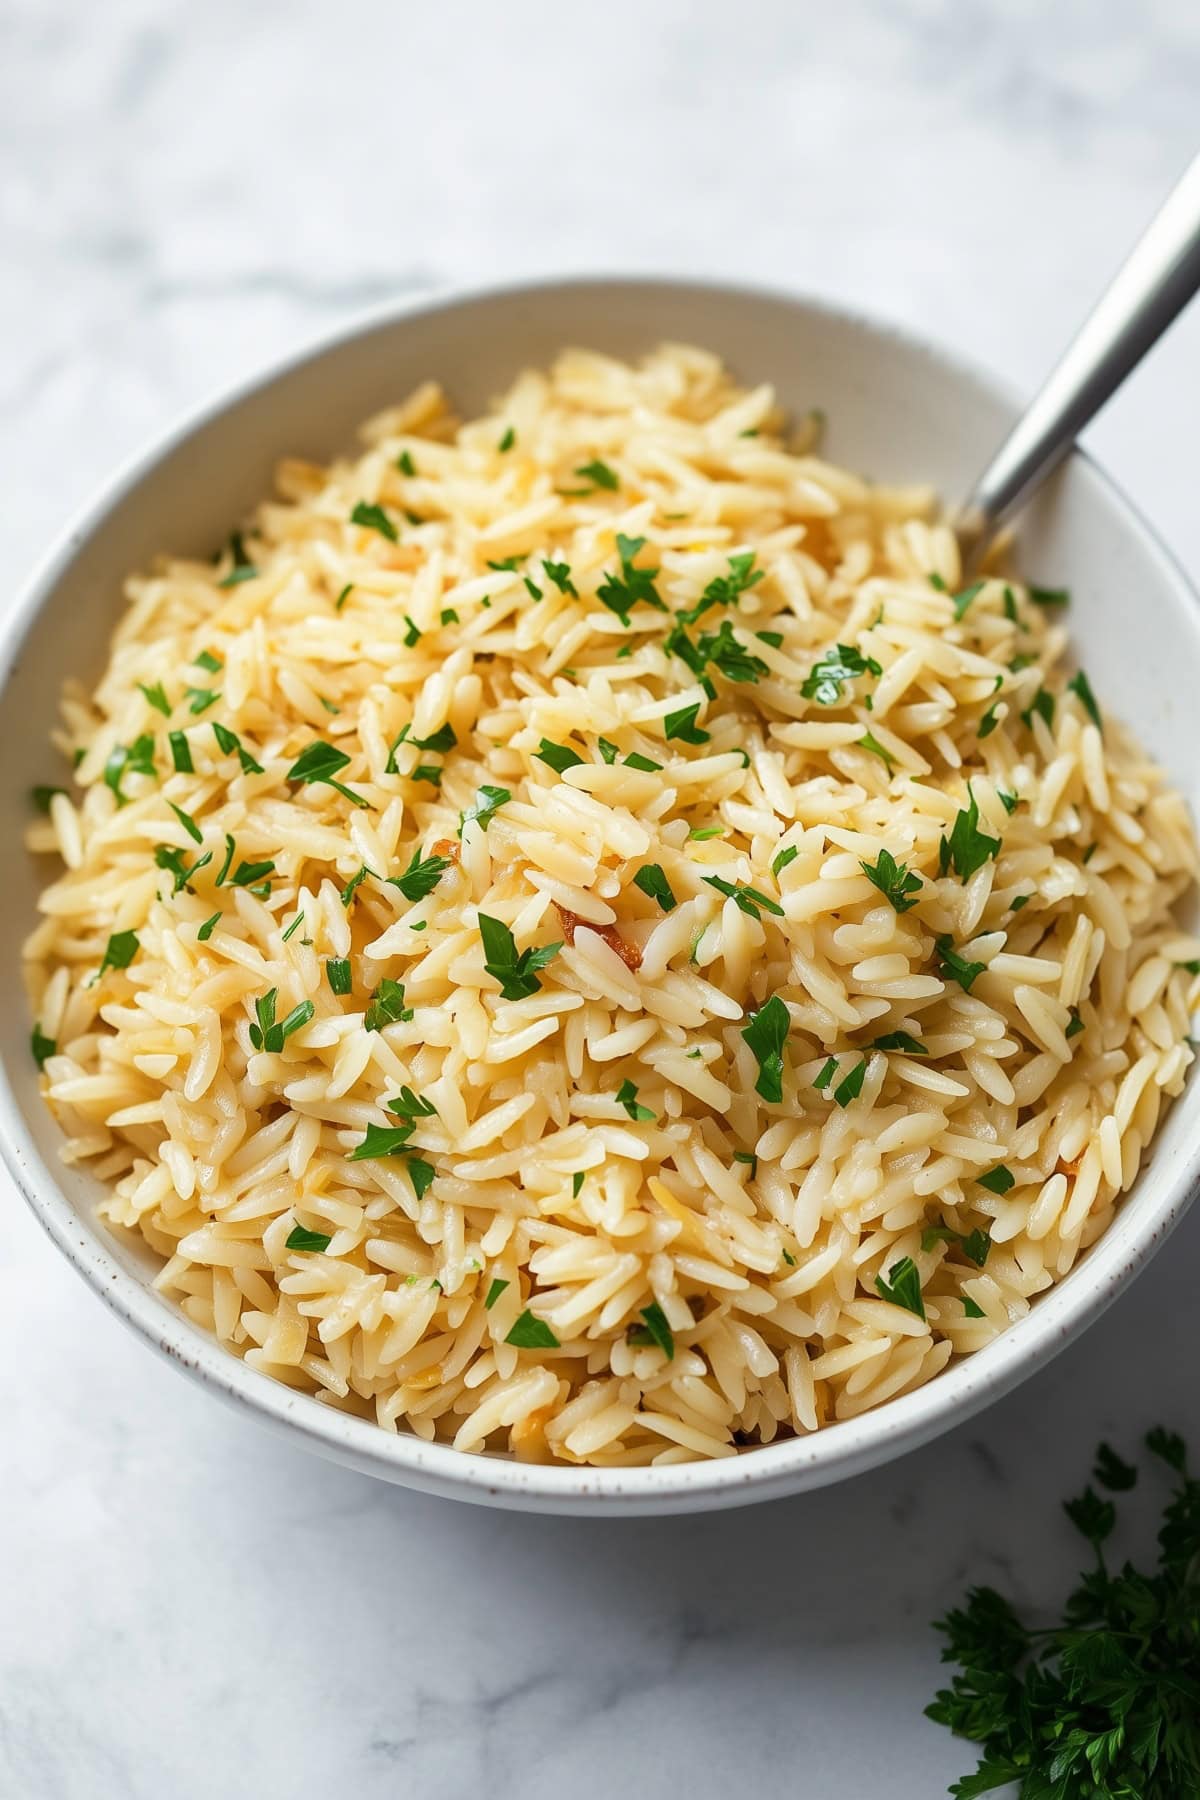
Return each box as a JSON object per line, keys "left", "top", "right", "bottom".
{"left": 24, "top": 344, "right": 1200, "bottom": 1464}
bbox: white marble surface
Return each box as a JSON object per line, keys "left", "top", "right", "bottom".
{"left": 4, "top": 3, "right": 1200, "bottom": 1794}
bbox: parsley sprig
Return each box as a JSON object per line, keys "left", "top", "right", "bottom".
{"left": 478, "top": 915, "right": 561, "bottom": 1001}
{"left": 927, "top": 1430, "right": 1200, "bottom": 1798}
{"left": 597, "top": 534, "right": 667, "bottom": 625}
{"left": 802, "top": 644, "right": 882, "bottom": 706}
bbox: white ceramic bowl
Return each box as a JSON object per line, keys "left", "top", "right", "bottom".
{"left": 5, "top": 277, "right": 1199, "bottom": 1515}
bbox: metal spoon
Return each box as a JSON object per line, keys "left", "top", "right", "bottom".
{"left": 955, "top": 151, "right": 1200, "bottom": 568}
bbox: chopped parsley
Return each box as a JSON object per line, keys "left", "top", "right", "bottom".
{"left": 597, "top": 533, "right": 666, "bottom": 624}
{"left": 281, "top": 912, "right": 304, "bottom": 942}
{"left": 1066, "top": 1008, "right": 1085, "bottom": 1039}
{"left": 498, "top": 426, "right": 515, "bottom": 453}
{"left": 623, "top": 752, "right": 662, "bottom": 772}
{"left": 104, "top": 734, "right": 156, "bottom": 805}
{"left": 248, "top": 989, "right": 313, "bottom": 1053}
{"left": 936, "top": 935, "right": 987, "bottom": 992}
{"left": 164, "top": 800, "right": 202, "bottom": 844}
{"left": 478, "top": 915, "right": 561, "bottom": 1001}
{"left": 615, "top": 1078, "right": 655, "bottom": 1122}
{"left": 326, "top": 958, "right": 352, "bottom": 996}
{"left": 922, "top": 1222, "right": 992, "bottom": 1266}
{"left": 695, "top": 618, "right": 768, "bottom": 684}
{"left": 212, "top": 722, "right": 263, "bottom": 775}
{"left": 703, "top": 874, "right": 784, "bottom": 920}
{"left": 348, "top": 1122, "right": 417, "bottom": 1161}
{"left": 407, "top": 1157, "right": 436, "bottom": 1200}
{"left": 963, "top": 1295, "right": 986, "bottom": 1319}
{"left": 197, "top": 912, "right": 221, "bottom": 941}
{"left": 572, "top": 1172, "right": 585, "bottom": 1197}
{"left": 689, "top": 824, "right": 724, "bottom": 841}
{"left": 402, "top": 615, "right": 422, "bottom": 648}
{"left": 633, "top": 864, "right": 677, "bottom": 912}
{"left": 169, "top": 731, "right": 193, "bottom": 773}
{"left": 395, "top": 449, "right": 416, "bottom": 476}
{"left": 740, "top": 994, "right": 790, "bottom": 1103}
{"left": 1022, "top": 687, "right": 1055, "bottom": 732}
{"left": 505, "top": 1310, "right": 560, "bottom": 1348}
{"left": 391, "top": 848, "right": 453, "bottom": 902}
{"left": 484, "top": 1277, "right": 509, "bottom": 1308}
{"left": 154, "top": 844, "right": 213, "bottom": 894}
{"left": 31, "top": 1026, "right": 56, "bottom": 1069}
{"left": 285, "top": 739, "right": 368, "bottom": 807}
{"left": 801, "top": 644, "right": 882, "bottom": 706}
{"left": 597, "top": 737, "right": 619, "bottom": 764}
{"left": 535, "top": 738, "right": 584, "bottom": 774}
{"left": 458, "top": 785, "right": 510, "bottom": 835}
{"left": 675, "top": 551, "right": 764, "bottom": 626}
{"left": 998, "top": 789, "right": 1019, "bottom": 815}
{"left": 440, "top": 608, "right": 458, "bottom": 625}
{"left": 874, "top": 1255, "right": 925, "bottom": 1319}
{"left": 286, "top": 1224, "right": 332, "bottom": 1253}
{"left": 952, "top": 580, "right": 986, "bottom": 622}
{"left": 860, "top": 848, "right": 922, "bottom": 913}
{"left": 340, "top": 865, "right": 373, "bottom": 907}
{"left": 542, "top": 558, "right": 577, "bottom": 597}
{"left": 977, "top": 1164, "right": 1015, "bottom": 1195}
{"left": 335, "top": 583, "right": 354, "bottom": 612}
{"left": 939, "top": 784, "right": 1001, "bottom": 879}
{"left": 365, "top": 978, "right": 411, "bottom": 1031}
{"left": 217, "top": 537, "right": 256, "bottom": 587}
{"left": 629, "top": 1301, "right": 675, "bottom": 1360}
{"left": 874, "top": 1030, "right": 928, "bottom": 1055}
{"left": 1069, "top": 668, "right": 1102, "bottom": 730}
{"left": 1028, "top": 583, "right": 1070, "bottom": 606}
{"left": 139, "top": 681, "right": 171, "bottom": 716}
{"left": 386, "top": 1086, "right": 436, "bottom": 1121}
{"left": 833, "top": 1056, "right": 868, "bottom": 1107}
{"left": 31, "top": 784, "right": 66, "bottom": 813}
{"left": 663, "top": 702, "right": 710, "bottom": 745}
{"left": 772, "top": 845, "right": 798, "bottom": 877}
{"left": 98, "top": 930, "right": 140, "bottom": 977}
{"left": 813, "top": 1056, "right": 837, "bottom": 1092}
{"left": 858, "top": 731, "right": 895, "bottom": 771}
{"left": 185, "top": 687, "right": 219, "bottom": 716}
{"left": 486, "top": 556, "right": 522, "bottom": 572}
{"left": 350, "top": 501, "right": 397, "bottom": 542}
{"left": 573, "top": 458, "right": 619, "bottom": 491}
{"left": 978, "top": 700, "right": 1002, "bottom": 739}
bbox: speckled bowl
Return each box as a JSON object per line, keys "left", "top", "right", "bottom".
{"left": 3, "top": 277, "right": 1198, "bottom": 1514}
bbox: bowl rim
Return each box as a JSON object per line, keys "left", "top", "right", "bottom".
{"left": 6, "top": 270, "right": 1200, "bottom": 1512}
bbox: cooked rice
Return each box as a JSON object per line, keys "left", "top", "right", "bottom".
{"left": 24, "top": 343, "right": 1200, "bottom": 1466}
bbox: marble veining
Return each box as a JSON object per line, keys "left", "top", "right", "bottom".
{"left": 3, "top": 2, "right": 1200, "bottom": 1794}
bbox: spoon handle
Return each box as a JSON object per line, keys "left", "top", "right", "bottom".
{"left": 956, "top": 152, "right": 1200, "bottom": 562}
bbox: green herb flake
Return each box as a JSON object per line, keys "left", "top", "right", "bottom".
{"left": 962, "top": 1295, "right": 986, "bottom": 1319}
{"left": 873, "top": 1030, "right": 928, "bottom": 1055}
{"left": 31, "top": 785, "right": 66, "bottom": 814}
{"left": 365, "top": 977, "right": 411, "bottom": 1032}
{"left": 623, "top": 752, "right": 662, "bottom": 772}
{"left": 833, "top": 1055, "right": 868, "bottom": 1108}
{"left": 395, "top": 449, "right": 416, "bottom": 476}
{"left": 542, "top": 558, "right": 577, "bottom": 597}
{"left": 212, "top": 722, "right": 264, "bottom": 776}
{"left": 498, "top": 426, "right": 516, "bottom": 453}
{"left": 285, "top": 739, "right": 368, "bottom": 807}
{"left": 98, "top": 930, "right": 140, "bottom": 977}
{"left": 1003, "top": 585, "right": 1019, "bottom": 623}
{"left": 139, "top": 681, "right": 171, "bottom": 717}
{"left": 703, "top": 874, "right": 784, "bottom": 920}
{"left": 688, "top": 825, "right": 724, "bottom": 841}
{"left": 197, "top": 912, "right": 221, "bottom": 941}
{"left": 663, "top": 702, "right": 710, "bottom": 745}
{"left": 998, "top": 789, "right": 1019, "bottom": 815}
{"left": 247, "top": 989, "right": 313, "bottom": 1053}
{"left": 166, "top": 799, "right": 203, "bottom": 844}
{"left": 936, "top": 935, "right": 988, "bottom": 992}
{"left": 169, "top": 731, "right": 193, "bottom": 773}
{"left": 386, "top": 1086, "right": 436, "bottom": 1122}
{"left": 596, "top": 533, "right": 666, "bottom": 625}
{"left": 335, "top": 583, "right": 354, "bottom": 612}
{"left": 31, "top": 1026, "right": 56, "bottom": 1070}
{"left": 814, "top": 1055, "right": 837, "bottom": 1092}
{"left": 326, "top": 957, "right": 352, "bottom": 996}
{"left": 1028, "top": 583, "right": 1070, "bottom": 607}
{"left": 478, "top": 914, "right": 561, "bottom": 1001}
{"left": 391, "top": 847, "right": 452, "bottom": 902}
{"left": 1021, "top": 687, "right": 1056, "bottom": 733}
{"left": 615, "top": 1078, "right": 655, "bottom": 1122}
{"left": 104, "top": 734, "right": 156, "bottom": 806}
{"left": 860, "top": 847, "right": 922, "bottom": 913}
{"left": 572, "top": 1172, "right": 585, "bottom": 1198}
{"left": 858, "top": 731, "right": 895, "bottom": 771}
{"left": 286, "top": 1224, "right": 332, "bottom": 1253}
{"left": 484, "top": 1277, "right": 510, "bottom": 1308}
{"left": 350, "top": 501, "right": 398, "bottom": 542}
{"left": 407, "top": 1156, "right": 436, "bottom": 1200}
{"left": 921, "top": 1222, "right": 992, "bottom": 1266}
{"left": 874, "top": 1255, "right": 925, "bottom": 1319}
{"left": 574, "top": 458, "right": 619, "bottom": 492}
{"left": 939, "top": 784, "right": 1001, "bottom": 880}
{"left": 695, "top": 618, "right": 768, "bottom": 684}
{"left": 772, "top": 845, "right": 799, "bottom": 877}
{"left": 801, "top": 643, "right": 882, "bottom": 706}
{"left": 340, "top": 865, "right": 374, "bottom": 908}
{"left": 348, "top": 1121, "right": 416, "bottom": 1161}
{"left": 740, "top": 994, "right": 790, "bottom": 1104}
{"left": 458, "top": 785, "right": 510, "bottom": 836}
{"left": 440, "top": 608, "right": 458, "bottom": 625}
{"left": 632, "top": 864, "right": 677, "bottom": 912}
{"left": 629, "top": 1300, "right": 675, "bottom": 1360}
{"left": 978, "top": 700, "right": 1002, "bottom": 740}
{"left": 185, "top": 687, "right": 220, "bottom": 716}
{"left": 281, "top": 912, "right": 304, "bottom": 942}
{"left": 505, "top": 1309, "right": 560, "bottom": 1349}
{"left": 977, "top": 1164, "right": 1015, "bottom": 1195}
{"left": 597, "top": 737, "right": 619, "bottom": 765}
{"left": 535, "top": 738, "right": 584, "bottom": 774}
{"left": 1065, "top": 1007, "right": 1085, "bottom": 1040}
{"left": 952, "top": 580, "right": 986, "bottom": 622}
{"left": 1069, "top": 668, "right": 1102, "bottom": 730}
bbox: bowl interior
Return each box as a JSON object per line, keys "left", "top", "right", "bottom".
{"left": 4, "top": 277, "right": 1200, "bottom": 1512}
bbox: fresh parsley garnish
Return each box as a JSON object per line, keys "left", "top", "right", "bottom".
{"left": 597, "top": 737, "right": 619, "bottom": 764}
{"left": 927, "top": 1430, "right": 1200, "bottom": 1799}
{"left": 833, "top": 1056, "right": 868, "bottom": 1107}
{"left": 939, "top": 784, "right": 1001, "bottom": 879}
{"left": 1069, "top": 668, "right": 1102, "bottom": 730}
{"left": 169, "top": 731, "right": 193, "bottom": 773}
{"left": 772, "top": 845, "right": 798, "bottom": 877}
{"left": 285, "top": 1224, "right": 332, "bottom": 1252}
{"left": 335, "top": 583, "right": 354, "bottom": 611}
{"left": 861, "top": 847, "right": 922, "bottom": 913}
{"left": 386, "top": 1085, "right": 436, "bottom": 1122}
{"left": 1028, "top": 583, "right": 1070, "bottom": 606}
{"left": 154, "top": 844, "right": 213, "bottom": 894}
{"left": 139, "top": 681, "right": 171, "bottom": 716}
{"left": 217, "top": 536, "right": 256, "bottom": 587}
{"left": 921, "top": 1221, "right": 992, "bottom": 1266}
{"left": 391, "top": 847, "right": 452, "bottom": 901}
{"left": 484, "top": 1277, "right": 509, "bottom": 1309}
{"left": 478, "top": 915, "right": 561, "bottom": 1001}
{"left": 98, "top": 930, "right": 139, "bottom": 977}
{"left": 874, "top": 1255, "right": 925, "bottom": 1319}
{"left": 31, "top": 1026, "right": 56, "bottom": 1069}
{"left": 350, "top": 501, "right": 397, "bottom": 542}
{"left": 801, "top": 644, "right": 882, "bottom": 706}
{"left": 936, "top": 936, "right": 987, "bottom": 992}
{"left": 348, "top": 1122, "right": 416, "bottom": 1161}
{"left": 458, "top": 785, "right": 510, "bottom": 835}
{"left": 977, "top": 1164, "right": 1015, "bottom": 1195}
{"left": 326, "top": 958, "right": 352, "bottom": 996}
{"left": 663, "top": 702, "right": 710, "bottom": 744}
{"left": 695, "top": 618, "right": 768, "bottom": 684}
{"left": 615, "top": 1078, "right": 655, "bottom": 1122}
{"left": 534, "top": 738, "right": 584, "bottom": 774}
{"left": 542, "top": 558, "right": 577, "bottom": 597}
{"left": 31, "top": 785, "right": 66, "bottom": 813}
{"left": 629, "top": 1301, "right": 675, "bottom": 1360}
{"left": 197, "top": 912, "right": 221, "bottom": 941}
{"left": 104, "top": 734, "right": 155, "bottom": 805}
{"left": 703, "top": 874, "right": 784, "bottom": 920}
{"left": 1022, "top": 687, "right": 1055, "bottom": 732}
{"left": 688, "top": 825, "right": 724, "bottom": 841}
{"left": 285, "top": 739, "right": 368, "bottom": 807}
{"left": 874, "top": 1030, "right": 928, "bottom": 1055}
{"left": 813, "top": 1056, "right": 837, "bottom": 1091}
{"left": 597, "top": 533, "right": 666, "bottom": 624}
{"left": 248, "top": 989, "right": 313, "bottom": 1053}
{"left": 740, "top": 994, "right": 790, "bottom": 1103}
{"left": 498, "top": 427, "right": 515, "bottom": 453}
{"left": 212, "top": 722, "right": 263, "bottom": 775}
{"left": 633, "top": 865, "right": 677, "bottom": 912}
{"left": 407, "top": 1157, "right": 436, "bottom": 1200}
{"left": 573, "top": 458, "right": 619, "bottom": 491}
{"left": 858, "top": 731, "right": 895, "bottom": 770}
{"left": 365, "top": 978, "right": 411, "bottom": 1031}
{"left": 952, "top": 580, "right": 986, "bottom": 622}
{"left": 623, "top": 752, "right": 662, "bottom": 772}
{"left": 505, "top": 1310, "right": 560, "bottom": 1348}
